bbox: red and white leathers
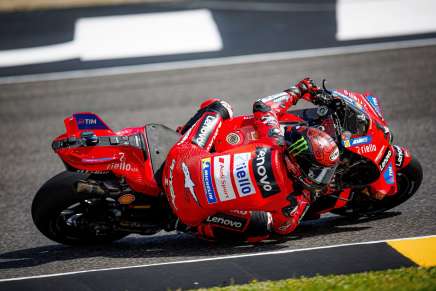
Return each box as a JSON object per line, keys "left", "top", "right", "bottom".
{"left": 162, "top": 79, "right": 319, "bottom": 238}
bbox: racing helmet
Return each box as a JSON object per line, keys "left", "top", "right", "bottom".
{"left": 284, "top": 125, "right": 339, "bottom": 190}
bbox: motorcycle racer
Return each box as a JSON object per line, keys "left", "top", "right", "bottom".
{"left": 162, "top": 78, "right": 340, "bottom": 240}
{"left": 33, "top": 74, "right": 424, "bottom": 246}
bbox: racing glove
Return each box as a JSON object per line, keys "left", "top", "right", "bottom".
{"left": 272, "top": 193, "right": 310, "bottom": 235}
{"left": 312, "top": 91, "right": 346, "bottom": 111}
{"left": 295, "top": 78, "right": 319, "bottom": 102}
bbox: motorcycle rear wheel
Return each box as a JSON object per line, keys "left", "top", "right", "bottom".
{"left": 32, "top": 171, "right": 129, "bottom": 245}
{"left": 332, "top": 156, "right": 423, "bottom": 217}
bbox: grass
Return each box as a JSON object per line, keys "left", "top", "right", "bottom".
{"left": 195, "top": 267, "right": 436, "bottom": 291}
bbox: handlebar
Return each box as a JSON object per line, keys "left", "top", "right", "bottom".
{"left": 322, "top": 79, "right": 332, "bottom": 94}
{"left": 313, "top": 82, "right": 346, "bottom": 112}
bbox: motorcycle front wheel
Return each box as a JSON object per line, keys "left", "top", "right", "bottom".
{"left": 32, "top": 171, "right": 129, "bottom": 245}
{"left": 332, "top": 156, "right": 423, "bottom": 217}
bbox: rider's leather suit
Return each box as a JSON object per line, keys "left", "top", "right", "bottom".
{"left": 162, "top": 80, "right": 318, "bottom": 239}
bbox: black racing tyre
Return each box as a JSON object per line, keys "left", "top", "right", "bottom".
{"left": 32, "top": 171, "right": 129, "bottom": 245}
{"left": 369, "top": 156, "right": 423, "bottom": 212}
{"left": 332, "top": 156, "right": 423, "bottom": 217}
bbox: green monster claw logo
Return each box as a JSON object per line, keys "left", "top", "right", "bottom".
{"left": 288, "top": 137, "right": 308, "bottom": 156}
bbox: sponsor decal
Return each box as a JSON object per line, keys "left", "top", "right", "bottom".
{"left": 230, "top": 210, "right": 249, "bottom": 215}
{"left": 366, "top": 95, "right": 383, "bottom": 117}
{"left": 167, "top": 159, "right": 177, "bottom": 210}
{"left": 76, "top": 169, "right": 109, "bottom": 174}
{"left": 213, "top": 155, "right": 237, "bottom": 201}
{"left": 341, "top": 132, "right": 352, "bottom": 147}
{"left": 206, "top": 120, "right": 222, "bottom": 152}
{"left": 383, "top": 163, "right": 395, "bottom": 185}
{"left": 253, "top": 147, "right": 280, "bottom": 197}
{"left": 379, "top": 148, "right": 392, "bottom": 172}
{"left": 74, "top": 113, "right": 109, "bottom": 130}
{"left": 261, "top": 92, "right": 289, "bottom": 103}
{"left": 82, "top": 157, "right": 114, "bottom": 163}
{"left": 261, "top": 115, "right": 280, "bottom": 127}
{"left": 288, "top": 136, "right": 308, "bottom": 156}
{"left": 205, "top": 213, "right": 247, "bottom": 231}
{"left": 107, "top": 152, "right": 139, "bottom": 172}
{"left": 201, "top": 158, "right": 217, "bottom": 204}
{"left": 342, "top": 139, "right": 351, "bottom": 147}
{"left": 375, "top": 145, "right": 386, "bottom": 162}
{"left": 298, "top": 204, "right": 310, "bottom": 224}
{"left": 233, "top": 153, "right": 256, "bottom": 197}
{"left": 193, "top": 114, "right": 218, "bottom": 148}
{"left": 342, "top": 135, "right": 371, "bottom": 148}
{"left": 333, "top": 91, "right": 364, "bottom": 112}
{"left": 393, "top": 145, "right": 404, "bottom": 168}
{"left": 220, "top": 101, "right": 233, "bottom": 118}
{"left": 182, "top": 162, "right": 199, "bottom": 206}
{"left": 226, "top": 132, "right": 241, "bottom": 145}
{"left": 329, "top": 147, "right": 339, "bottom": 161}
{"left": 357, "top": 144, "right": 377, "bottom": 155}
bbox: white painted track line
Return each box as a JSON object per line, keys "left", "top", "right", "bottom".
{"left": 0, "top": 234, "right": 434, "bottom": 283}
{"left": 337, "top": 0, "right": 436, "bottom": 41}
{"left": 76, "top": 9, "right": 222, "bottom": 61}
{"left": 0, "top": 9, "right": 222, "bottom": 67}
{"left": 1, "top": 37, "right": 436, "bottom": 85}
{"left": 0, "top": 42, "right": 78, "bottom": 68}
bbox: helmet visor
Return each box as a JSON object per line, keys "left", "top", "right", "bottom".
{"left": 306, "top": 165, "right": 337, "bottom": 186}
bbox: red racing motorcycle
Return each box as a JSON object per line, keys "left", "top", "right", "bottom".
{"left": 32, "top": 81, "right": 423, "bottom": 245}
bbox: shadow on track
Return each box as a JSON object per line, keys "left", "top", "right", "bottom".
{"left": 0, "top": 212, "right": 400, "bottom": 270}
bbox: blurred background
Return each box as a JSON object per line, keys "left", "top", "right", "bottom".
{"left": 1, "top": 0, "right": 436, "bottom": 77}
{"left": 0, "top": 0, "right": 435, "bottom": 283}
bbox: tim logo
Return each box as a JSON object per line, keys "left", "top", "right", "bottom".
{"left": 252, "top": 147, "right": 280, "bottom": 197}
{"left": 78, "top": 118, "right": 96, "bottom": 125}
{"left": 74, "top": 113, "right": 108, "bottom": 130}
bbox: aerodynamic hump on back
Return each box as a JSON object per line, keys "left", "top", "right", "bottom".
{"left": 64, "top": 112, "right": 114, "bottom": 136}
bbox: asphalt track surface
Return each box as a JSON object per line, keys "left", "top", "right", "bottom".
{"left": 0, "top": 45, "right": 435, "bottom": 281}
